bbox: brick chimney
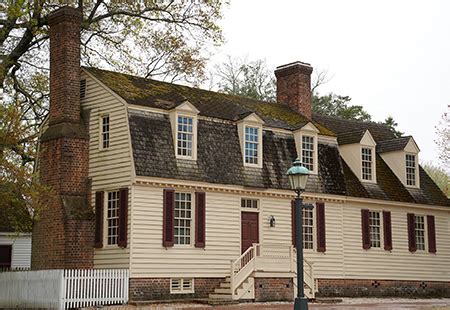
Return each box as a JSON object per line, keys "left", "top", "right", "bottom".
{"left": 275, "top": 61, "right": 313, "bottom": 119}
{"left": 32, "top": 6, "right": 94, "bottom": 269}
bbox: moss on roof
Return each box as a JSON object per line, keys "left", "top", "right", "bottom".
{"left": 84, "top": 67, "right": 335, "bottom": 136}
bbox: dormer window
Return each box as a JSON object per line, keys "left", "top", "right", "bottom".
{"left": 237, "top": 113, "right": 264, "bottom": 168}
{"left": 406, "top": 154, "right": 416, "bottom": 186}
{"left": 301, "top": 135, "right": 315, "bottom": 172}
{"left": 177, "top": 115, "right": 194, "bottom": 157}
{"left": 245, "top": 126, "right": 259, "bottom": 165}
{"left": 294, "top": 123, "right": 319, "bottom": 174}
{"left": 361, "top": 147, "right": 373, "bottom": 181}
{"left": 169, "top": 101, "right": 199, "bottom": 160}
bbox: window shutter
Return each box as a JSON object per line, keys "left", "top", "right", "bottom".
{"left": 383, "top": 211, "right": 393, "bottom": 251}
{"left": 427, "top": 215, "right": 436, "bottom": 253}
{"left": 291, "top": 200, "right": 296, "bottom": 247}
{"left": 94, "top": 191, "right": 104, "bottom": 248}
{"left": 195, "top": 192, "right": 206, "bottom": 248}
{"left": 407, "top": 213, "right": 417, "bottom": 252}
{"left": 163, "top": 189, "right": 175, "bottom": 247}
{"left": 316, "top": 202, "right": 326, "bottom": 252}
{"left": 361, "top": 209, "right": 371, "bottom": 250}
{"left": 118, "top": 188, "right": 129, "bottom": 248}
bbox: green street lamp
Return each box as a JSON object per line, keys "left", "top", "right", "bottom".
{"left": 287, "top": 158, "right": 313, "bottom": 310}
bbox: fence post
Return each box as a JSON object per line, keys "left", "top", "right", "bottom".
{"left": 59, "top": 270, "right": 65, "bottom": 310}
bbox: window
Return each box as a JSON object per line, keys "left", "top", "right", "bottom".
{"left": 303, "top": 209, "right": 314, "bottom": 250}
{"left": 415, "top": 215, "right": 425, "bottom": 251}
{"left": 361, "top": 147, "right": 373, "bottom": 181}
{"left": 369, "top": 211, "right": 381, "bottom": 248}
{"left": 245, "top": 126, "right": 259, "bottom": 165}
{"left": 241, "top": 198, "right": 258, "bottom": 209}
{"left": 0, "top": 245, "right": 12, "bottom": 270}
{"left": 174, "top": 192, "right": 192, "bottom": 245}
{"left": 301, "top": 136, "right": 314, "bottom": 172}
{"left": 101, "top": 115, "right": 110, "bottom": 149}
{"left": 170, "top": 278, "right": 194, "bottom": 294}
{"left": 177, "top": 116, "right": 193, "bottom": 157}
{"left": 107, "top": 191, "right": 120, "bottom": 245}
{"left": 406, "top": 154, "right": 416, "bottom": 186}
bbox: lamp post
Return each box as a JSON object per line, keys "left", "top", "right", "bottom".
{"left": 287, "top": 158, "right": 313, "bottom": 310}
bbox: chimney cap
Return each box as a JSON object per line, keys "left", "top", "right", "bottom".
{"left": 274, "top": 61, "right": 313, "bottom": 78}
{"left": 48, "top": 6, "right": 82, "bottom": 26}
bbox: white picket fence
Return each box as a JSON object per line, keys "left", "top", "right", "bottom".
{"left": 0, "top": 269, "right": 129, "bottom": 309}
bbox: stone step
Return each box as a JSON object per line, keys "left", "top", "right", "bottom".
{"left": 214, "top": 287, "right": 231, "bottom": 294}
{"left": 209, "top": 293, "right": 233, "bottom": 300}
{"left": 220, "top": 282, "right": 231, "bottom": 288}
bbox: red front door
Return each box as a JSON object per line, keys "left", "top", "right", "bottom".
{"left": 241, "top": 212, "right": 259, "bottom": 253}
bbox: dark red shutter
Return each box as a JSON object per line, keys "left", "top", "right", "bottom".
{"left": 361, "top": 209, "right": 371, "bottom": 250}
{"left": 427, "top": 215, "right": 436, "bottom": 254}
{"left": 316, "top": 202, "right": 326, "bottom": 252}
{"left": 195, "top": 192, "right": 206, "bottom": 248}
{"left": 94, "top": 191, "right": 104, "bottom": 248}
{"left": 383, "top": 211, "right": 393, "bottom": 251}
{"left": 163, "top": 189, "right": 175, "bottom": 247}
{"left": 291, "top": 200, "right": 296, "bottom": 247}
{"left": 118, "top": 188, "right": 129, "bottom": 248}
{"left": 407, "top": 213, "right": 417, "bottom": 252}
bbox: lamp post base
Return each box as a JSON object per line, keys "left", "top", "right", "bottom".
{"left": 294, "top": 297, "right": 309, "bottom": 310}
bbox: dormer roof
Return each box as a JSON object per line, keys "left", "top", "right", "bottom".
{"left": 376, "top": 136, "right": 420, "bottom": 153}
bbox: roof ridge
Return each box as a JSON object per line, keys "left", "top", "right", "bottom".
{"left": 313, "top": 112, "right": 392, "bottom": 128}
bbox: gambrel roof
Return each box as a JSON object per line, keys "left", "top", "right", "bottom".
{"left": 85, "top": 67, "right": 450, "bottom": 207}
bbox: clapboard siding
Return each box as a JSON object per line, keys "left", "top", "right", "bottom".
{"left": 80, "top": 70, "right": 132, "bottom": 269}
{"left": 342, "top": 202, "right": 450, "bottom": 281}
{"left": 0, "top": 234, "right": 31, "bottom": 269}
{"left": 130, "top": 183, "right": 449, "bottom": 282}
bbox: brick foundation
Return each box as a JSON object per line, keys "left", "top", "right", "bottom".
{"left": 129, "top": 278, "right": 224, "bottom": 301}
{"left": 317, "top": 279, "right": 450, "bottom": 298}
{"left": 254, "top": 278, "right": 293, "bottom": 302}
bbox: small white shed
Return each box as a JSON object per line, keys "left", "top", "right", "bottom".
{"left": 0, "top": 232, "right": 31, "bottom": 270}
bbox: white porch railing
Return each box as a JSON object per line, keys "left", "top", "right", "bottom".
{"left": 229, "top": 243, "right": 316, "bottom": 300}
{"left": 0, "top": 269, "right": 129, "bottom": 309}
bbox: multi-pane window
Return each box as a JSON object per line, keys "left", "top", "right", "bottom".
{"left": 245, "top": 126, "right": 259, "bottom": 164}
{"left": 241, "top": 198, "right": 258, "bottom": 209}
{"left": 302, "top": 136, "right": 314, "bottom": 172}
{"left": 302, "top": 209, "right": 314, "bottom": 250}
{"left": 361, "top": 147, "right": 373, "bottom": 181}
{"left": 177, "top": 116, "right": 193, "bottom": 157}
{"left": 101, "top": 115, "right": 110, "bottom": 149}
{"left": 107, "top": 191, "right": 120, "bottom": 245}
{"left": 174, "top": 193, "right": 192, "bottom": 245}
{"left": 369, "top": 211, "right": 381, "bottom": 248}
{"left": 171, "top": 278, "right": 194, "bottom": 294}
{"left": 415, "top": 215, "right": 425, "bottom": 251}
{"left": 406, "top": 154, "right": 416, "bottom": 186}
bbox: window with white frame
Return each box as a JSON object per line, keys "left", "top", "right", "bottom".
{"left": 415, "top": 215, "right": 425, "bottom": 251}
{"left": 406, "top": 154, "right": 416, "bottom": 186}
{"left": 369, "top": 211, "right": 381, "bottom": 248}
{"left": 241, "top": 198, "right": 258, "bottom": 209}
{"left": 303, "top": 209, "right": 314, "bottom": 250}
{"left": 301, "top": 135, "right": 314, "bottom": 172}
{"left": 170, "top": 278, "right": 194, "bottom": 294}
{"left": 245, "top": 126, "right": 259, "bottom": 165}
{"left": 177, "top": 116, "right": 193, "bottom": 157}
{"left": 361, "top": 147, "right": 373, "bottom": 181}
{"left": 174, "top": 192, "right": 192, "bottom": 245}
{"left": 107, "top": 191, "right": 120, "bottom": 245}
{"left": 101, "top": 115, "right": 110, "bottom": 149}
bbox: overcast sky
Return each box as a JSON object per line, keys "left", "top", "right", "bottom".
{"left": 209, "top": 0, "right": 449, "bottom": 164}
